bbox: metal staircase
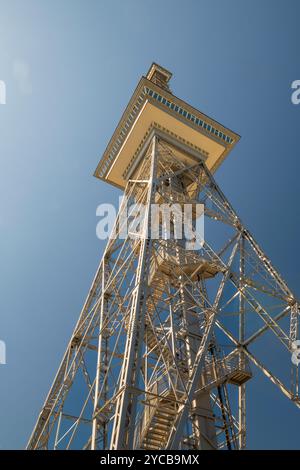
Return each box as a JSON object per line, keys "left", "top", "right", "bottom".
{"left": 140, "top": 392, "right": 178, "bottom": 450}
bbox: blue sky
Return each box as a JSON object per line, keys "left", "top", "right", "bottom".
{"left": 0, "top": 0, "right": 299, "bottom": 449}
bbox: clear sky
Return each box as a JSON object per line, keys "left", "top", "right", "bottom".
{"left": 0, "top": 0, "right": 299, "bottom": 449}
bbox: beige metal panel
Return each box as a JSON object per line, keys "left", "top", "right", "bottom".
{"left": 105, "top": 102, "right": 227, "bottom": 188}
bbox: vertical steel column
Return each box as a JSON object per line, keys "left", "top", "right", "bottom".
{"left": 110, "top": 136, "right": 157, "bottom": 449}
{"left": 290, "top": 302, "right": 299, "bottom": 399}
{"left": 91, "top": 259, "right": 106, "bottom": 449}
{"left": 238, "top": 234, "right": 246, "bottom": 449}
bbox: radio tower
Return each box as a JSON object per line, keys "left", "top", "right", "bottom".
{"left": 28, "top": 64, "right": 299, "bottom": 450}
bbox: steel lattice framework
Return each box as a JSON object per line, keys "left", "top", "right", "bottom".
{"left": 27, "top": 134, "right": 299, "bottom": 450}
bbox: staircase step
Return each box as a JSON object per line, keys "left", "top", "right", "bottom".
{"left": 147, "top": 429, "right": 168, "bottom": 438}
{"left": 143, "top": 436, "right": 163, "bottom": 445}
{"left": 152, "top": 416, "right": 174, "bottom": 425}
{"left": 148, "top": 424, "right": 169, "bottom": 433}
{"left": 155, "top": 409, "right": 177, "bottom": 417}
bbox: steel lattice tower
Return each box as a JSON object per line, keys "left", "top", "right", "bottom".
{"left": 28, "top": 64, "right": 300, "bottom": 450}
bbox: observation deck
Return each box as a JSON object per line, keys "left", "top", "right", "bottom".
{"left": 94, "top": 63, "right": 240, "bottom": 189}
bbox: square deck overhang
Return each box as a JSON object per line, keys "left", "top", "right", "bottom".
{"left": 94, "top": 64, "right": 240, "bottom": 189}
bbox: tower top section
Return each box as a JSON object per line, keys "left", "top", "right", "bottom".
{"left": 94, "top": 63, "right": 240, "bottom": 189}
{"left": 146, "top": 63, "right": 172, "bottom": 92}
